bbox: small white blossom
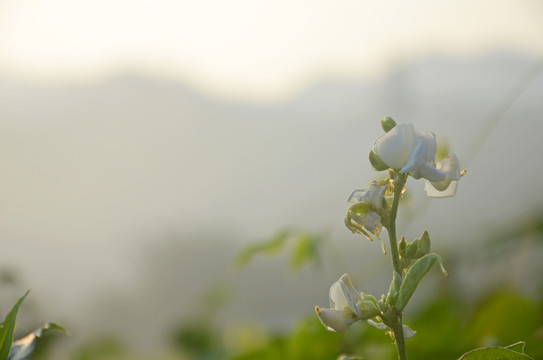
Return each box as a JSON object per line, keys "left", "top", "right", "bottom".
{"left": 315, "top": 274, "right": 362, "bottom": 332}
{"left": 345, "top": 182, "right": 387, "bottom": 239}
{"left": 348, "top": 182, "right": 386, "bottom": 210}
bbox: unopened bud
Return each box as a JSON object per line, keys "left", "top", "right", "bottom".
{"left": 381, "top": 116, "right": 397, "bottom": 133}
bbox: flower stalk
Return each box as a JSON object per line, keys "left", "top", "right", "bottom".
{"left": 385, "top": 172, "right": 408, "bottom": 360}
{"left": 315, "top": 118, "right": 462, "bottom": 360}
{"left": 386, "top": 172, "right": 406, "bottom": 276}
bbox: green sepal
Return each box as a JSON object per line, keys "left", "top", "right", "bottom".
{"left": 381, "top": 116, "right": 397, "bottom": 133}
{"left": 369, "top": 150, "right": 389, "bottom": 171}
{"left": 0, "top": 290, "right": 30, "bottom": 360}
{"left": 399, "top": 236, "right": 407, "bottom": 257}
{"left": 358, "top": 300, "right": 382, "bottom": 320}
{"left": 386, "top": 271, "right": 402, "bottom": 306}
{"left": 416, "top": 230, "right": 431, "bottom": 256}
{"left": 348, "top": 202, "right": 372, "bottom": 214}
{"left": 395, "top": 253, "right": 447, "bottom": 313}
{"left": 378, "top": 294, "right": 388, "bottom": 313}
{"left": 399, "top": 231, "right": 432, "bottom": 271}
{"left": 361, "top": 292, "right": 379, "bottom": 307}
{"left": 405, "top": 241, "right": 418, "bottom": 259}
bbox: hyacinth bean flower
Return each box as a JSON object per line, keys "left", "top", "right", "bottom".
{"left": 315, "top": 274, "right": 380, "bottom": 332}
{"left": 372, "top": 123, "right": 462, "bottom": 198}
{"left": 345, "top": 182, "right": 387, "bottom": 239}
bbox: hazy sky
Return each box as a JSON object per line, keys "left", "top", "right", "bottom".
{"left": 1, "top": 0, "right": 542, "bottom": 100}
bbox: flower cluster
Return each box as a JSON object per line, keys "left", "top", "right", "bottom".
{"left": 315, "top": 274, "right": 416, "bottom": 338}
{"left": 317, "top": 118, "right": 462, "bottom": 349}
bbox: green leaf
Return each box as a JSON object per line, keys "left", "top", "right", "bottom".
{"left": 386, "top": 271, "right": 402, "bottom": 306}
{"left": 290, "top": 233, "right": 320, "bottom": 270}
{"left": 0, "top": 291, "right": 30, "bottom": 360}
{"left": 7, "top": 322, "right": 68, "bottom": 360}
{"left": 458, "top": 345, "right": 533, "bottom": 359}
{"left": 234, "top": 230, "right": 289, "bottom": 268}
{"left": 369, "top": 150, "right": 389, "bottom": 171}
{"left": 463, "top": 292, "right": 540, "bottom": 348}
{"left": 395, "top": 254, "right": 447, "bottom": 312}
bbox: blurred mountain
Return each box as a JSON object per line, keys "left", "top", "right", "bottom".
{"left": 0, "top": 51, "right": 541, "bottom": 353}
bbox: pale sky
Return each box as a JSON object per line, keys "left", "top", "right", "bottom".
{"left": 0, "top": 0, "right": 542, "bottom": 100}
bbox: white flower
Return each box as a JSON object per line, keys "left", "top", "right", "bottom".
{"left": 345, "top": 182, "right": 387, "bottom": 239}
{"left": 372, "top": 123, "right": 462, "bottom": 197}
{"left": 315, "top": 274, "right": 362, "bottom": 332}
{"left": 347, "top": 182, "right": 386, "bottom": 210}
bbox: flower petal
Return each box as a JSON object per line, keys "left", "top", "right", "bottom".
{"left": 424, "top": 179, "right": 458, "bottom": 198}
{"left": 424, "top": 153, "right": 462, "bottom": 197}
{"left": 403, "top": 325, "right": 417, "bottom": 338}
{"left": 437, "top": 152, "right": 461, "bottom": 180}
{"left": 373, "top": 124, "right": 416, "bottom": 169}
{"left": 417, "top": 162, "right": 447, "bottom": 182}
{"left": 367, "top": 319, "right": 389, "bottom": 330}
{"left": 347, "top": 189, "right": 367, "bottom": 204}
{"left": 367, "top": 184, "right": 386, "bottom": 210}
{"left": 364, "top": 212, "right": 381, "bottom": 234}
{"left": 399, "top": 140, "right": 429, "bottom": 177}
{"left": 330, "top": 274, "right": 361, "bottom": 315}
{"left": 315, "top": 306, "right": 356, "bottom": 332}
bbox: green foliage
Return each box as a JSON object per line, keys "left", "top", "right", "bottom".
{"left": 234, "top": 230, "right": 289, "bottom": 268}
{"left": 172, "top": 321, "right": 223, "bottom": 359}
{"left": 462, "top": 292, "right": 542, "bottom": 356}
{"left": 74, "top": 337, "right": 128, "bottom": 360}
{"left": 229, "top": 317, "right": 362, "bottom": 360}
{"left": 290, "top": 233, "right": 321, "bottom": 270}
{"left": 395, "top": 253, "right": 447, "bottom": 313}
{"left": 0, "top": 290, "right": 29, "bottom": 360}
{"left": 234, "top": 229, "right": 323, "bottom": 271}
{"left": 225, "top": 289, "right": 543, "bottom": 360}
{"left": 458, "top": 342, "right": 533, "bottom": 360}
{"left": 406, "top": 294, "right": 466, "bottom": 359}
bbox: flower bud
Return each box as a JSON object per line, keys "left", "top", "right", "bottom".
{"left": 381, "top": 116, "right": 397, "bottom": 133}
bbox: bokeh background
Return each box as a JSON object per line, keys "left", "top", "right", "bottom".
{"left": 0, "top": 0, "right": 542, "bottom": 359}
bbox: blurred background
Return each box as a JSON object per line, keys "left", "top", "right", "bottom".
{"left": 0, "top": 0, "right": 542, "bottom": 359}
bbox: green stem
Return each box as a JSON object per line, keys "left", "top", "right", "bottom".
{"left": 392, "top": 317, "right": 408, "bottom": 360}
{"left": 387, "top": 172, "right": 406, "bottom": 275}
{"left": 386, "top": 171, "right": 408, "bottom": 360}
